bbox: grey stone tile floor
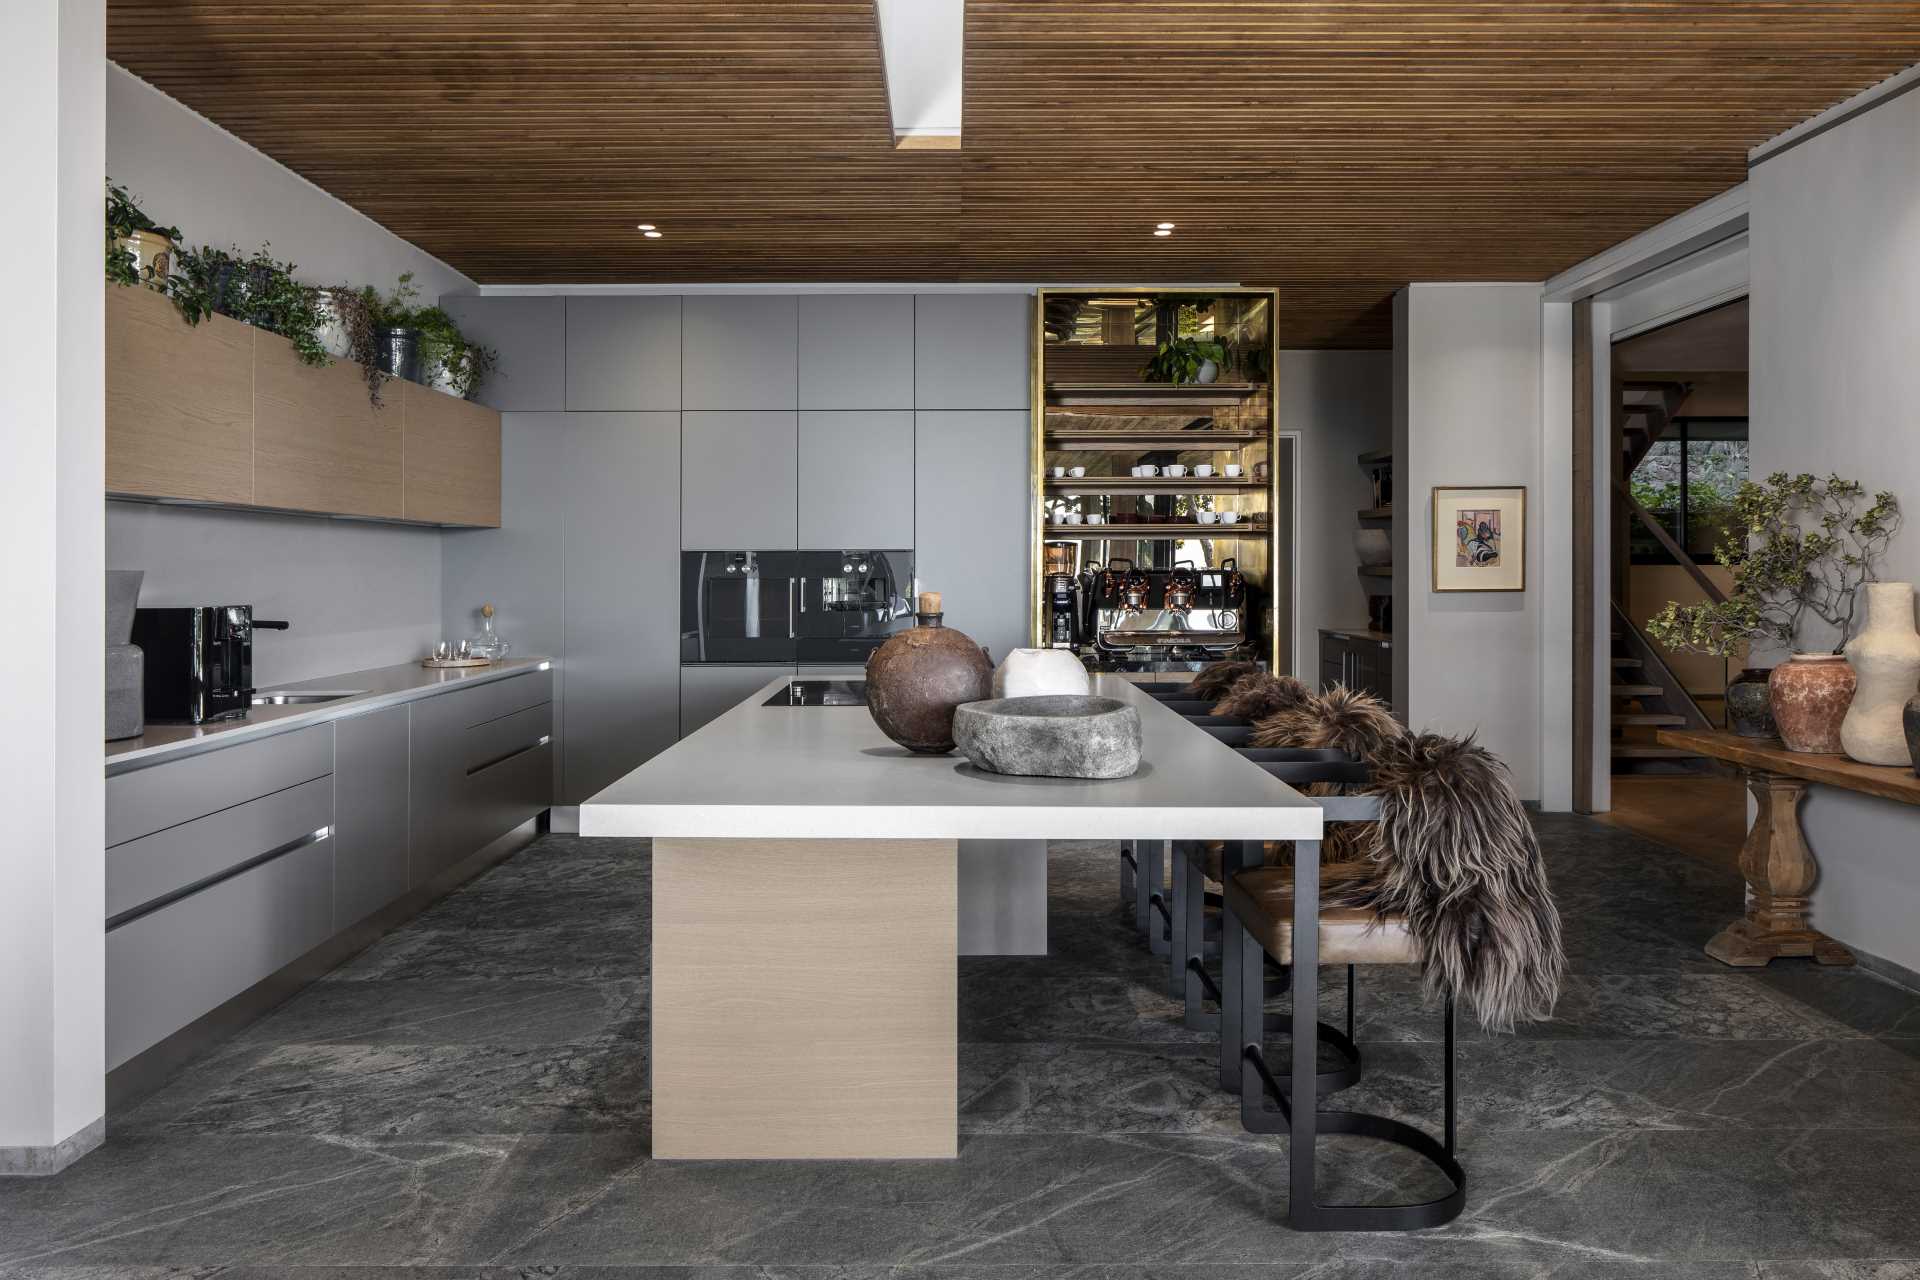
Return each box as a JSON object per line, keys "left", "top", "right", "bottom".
{"left": 5, "top": 813, "right": 1920, "bottom": 1277}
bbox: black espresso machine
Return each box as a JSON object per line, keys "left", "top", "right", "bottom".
{"left": 1046, "top": 558, "right": 1250, "bottom": 661}
{"left": 131, "top": 605, "right": 291, "bottom": 723}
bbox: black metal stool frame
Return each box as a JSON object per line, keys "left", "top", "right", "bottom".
{"left": 1231, "top": 795, "right": 1467, "bottom": 1231}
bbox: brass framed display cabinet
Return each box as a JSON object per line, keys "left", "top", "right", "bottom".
{"left": 1030, "top": 288, "right": 1283, "bottom": 673}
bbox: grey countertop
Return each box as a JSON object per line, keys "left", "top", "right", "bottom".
{"left": 106, "top": 655, "right": 555, "bottom": 775}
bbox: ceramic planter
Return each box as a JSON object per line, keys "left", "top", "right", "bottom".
{"left": 1353, "top": 528, "right": 1393, "bottom": 567}
{"left": 375, "top": 327, "right": 423, "bottom": 383}
{"left": 1840, "top": 582, "right": 1920, "bottom": 766}
{"left": 1769, "top": 654, "right": 1856, "bottom": 754}
{"left": 1725, "top": 667, "right": 1777, "bottom": 739}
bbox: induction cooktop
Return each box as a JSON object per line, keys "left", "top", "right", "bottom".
{"left": 763, "top": 679, "right": 868, "bottom": 707}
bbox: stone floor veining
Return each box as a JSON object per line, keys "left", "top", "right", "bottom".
{"left": 4, "top": 816, "right": 1920, "bottom": 1278}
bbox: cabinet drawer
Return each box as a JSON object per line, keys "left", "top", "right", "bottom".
{"left": 106, "top": 833, "right": 335, "bottom": 1069}
{"left": 107, "top": 774, "right": 333, "bottom": 922}
{"left": 466, "top": 738, "right": 554, "bottom": 852}
{"left": 465, "top": 702, "right": 553, "bottom": 775}
{"left": 454, "top": 669, "right": 553, "bottom": 728}
{"left": 107, "top": 724, "right": 333, "bottom": 848}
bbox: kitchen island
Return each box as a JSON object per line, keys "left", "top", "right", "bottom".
{"left": 581, "top": 674, "right": 1321, "bottom": 1159}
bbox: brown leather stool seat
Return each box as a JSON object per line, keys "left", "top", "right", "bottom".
{"left": 1197, "top": 841, "right": 1370, "bottom": 888}
{"left": 1224, "top": 866, "right": 1418, "bottom": 966}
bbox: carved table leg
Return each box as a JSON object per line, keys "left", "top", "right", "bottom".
{"left": 1705, "top": 769, "right": 1856, "bottom": 968}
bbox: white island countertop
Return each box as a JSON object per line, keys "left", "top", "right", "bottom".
{"left": 581, "top": 674, "right": 1320, "bottom": 842}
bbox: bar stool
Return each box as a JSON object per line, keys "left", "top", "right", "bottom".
{"left": 1223, "top": 794, "right": 1466, "bottom": 1231}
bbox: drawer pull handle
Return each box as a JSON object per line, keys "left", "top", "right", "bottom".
{"left": 107, "top": 826, "right": 331, "bottom": 932}
{"left": 467, "top": 734, "right": 552, "bottom": 778}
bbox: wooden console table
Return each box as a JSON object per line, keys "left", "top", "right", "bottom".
{"left": 1658, "top": 729, "right": 1920, "bottom": 968}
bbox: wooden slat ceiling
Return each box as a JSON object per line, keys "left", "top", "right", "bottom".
{"left": 107, "top": 2, "right": 1920, "bottom": 347}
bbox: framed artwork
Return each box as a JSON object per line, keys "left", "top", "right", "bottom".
{"left": 1431, "top": 486, "right": 1526, "bottom": 592}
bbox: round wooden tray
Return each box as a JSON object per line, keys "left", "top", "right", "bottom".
{"left": 421, "top": 656, "right": 494, "bottom": 669}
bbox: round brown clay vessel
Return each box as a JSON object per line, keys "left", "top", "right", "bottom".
{"left": 1768, "top": 653, "right": 1856, "bottom": 754}
{"left": 866, "top": 612, "right": 993, "bottom": 754}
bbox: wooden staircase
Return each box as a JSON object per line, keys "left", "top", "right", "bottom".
{"left": 1611, "top": 606, "right": 1715, "bottom": 772}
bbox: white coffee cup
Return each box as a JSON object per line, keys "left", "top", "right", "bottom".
{"left": 1063, "top": 511, "right": 1083, "bottom": 524}
{"left": 1195, "top": 510, "right": 1218, "bottom": 524}
{"left": 1086, "top": 513, "right": 1104, "bottom": 525}
{"left": 1164, "top": 464, "right": 1187, "bottom": 478}
{"left": 1139, "top": 464, "right": 1159, "bottom": 477}
{"left": 1050, "top": 466, "right": 1065, "bottom": 478}
{"left": 1067, "top": 465, "right": 1086, "bottom": 478}
{"left": 1224, "top": 463, "right": 1243, "bottom": 478}
{"left": 1194, "top": 464, "right": 1215, "bottom": 477}
{"left": 1219, "top": 510, "right": 1241, "bottom": 524}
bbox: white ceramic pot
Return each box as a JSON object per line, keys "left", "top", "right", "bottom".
{"left": 992, "top": 648, "right": 1093, "bottom": 700}
{"left": 1841, "top": 582, "right": 1920, "bottom": 765}
{"left": 1195, "top": 358, "right": 1219, "bottom": 384}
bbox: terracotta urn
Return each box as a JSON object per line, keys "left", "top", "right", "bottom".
{"left": 865, "top": 593, "right": 993, "bottom": 755}
{"left": 1841, "top": 583, "right": 1920, "bottom": 766}
{"left": 1724, "top": 667, "right": 1777, "bottom": 739}
{"left": 1769, "top": 653, "right": 1856, "bottom": 754}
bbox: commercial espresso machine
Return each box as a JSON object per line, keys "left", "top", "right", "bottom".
{"left": 1044, "top": 554, "right": 1252, "bottom": 666}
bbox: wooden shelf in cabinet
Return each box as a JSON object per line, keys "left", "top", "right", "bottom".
{"left": 1357, "top": 506, "right": 1393, "bottom": 519}
{"left": 1358, "top": 449, "right": 1393, "bottom": 466}
{"left": 1046, "top": 476, "right": 1263, "bottom": 495}
{"left": 1046, "top": 382, "right": 1264, "bottom": 407}
{"left": 1358, "top": 565, "right": 1395, "bottom": 578}
{"left": 1045, "top": 523, "right": 1270, "bottom": 539}
{"left": 401, "top": 380, "right": 501, "bottom": 527}
{"left": 254, "top": 330, "right": 402, "bottom": 519}
{"left": 106, "top": 284, "right": 254, "bottom": 505}
{"left": 1044, "top": 428, "right": 1266, "bottom": 450}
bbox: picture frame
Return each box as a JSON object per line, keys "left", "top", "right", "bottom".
{"left": 1431, "top": 485, "right": 1526, "bottom": 592}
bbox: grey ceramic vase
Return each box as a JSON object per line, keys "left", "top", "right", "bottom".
{"left": 1905, "top": 694, "right": 1920, "bottom": 778}
{"left": 1725, "top": 667, "right": 1777, "bottom": 739}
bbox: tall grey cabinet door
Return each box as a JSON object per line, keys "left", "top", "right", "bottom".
{"left": 914, "top": 294, "right": 1031, "bottom": 410}
{"left": 564, "top": 412, "right": 682, "bottom": 801}
{"left": 799, "top": 294, "right": 914, "bottom": 409}
{"left": 916, "top": 410, "right": 1031, "bottom": 664}
{"left": 680, "top": 664, "right": 793, "bottom": 739}
{"left": 684, "top": 296, "right": 798, "bottom": 409}
{"left": 334, "top": 703, "right": 410, "bottom": 929}
{"left": 565, "top": 296, "right": 681, "bottom": 411}
{"left": 438, "top": 296, "right": 565, "bottom": 412}
{"left": 682, "top": 411, "right": 797, "bottom": 548}
{"left": 798, "top": 411, "right": 914, "bottom": 547}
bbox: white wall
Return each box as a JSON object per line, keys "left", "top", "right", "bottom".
{"left": 1280, "top": 351, "right": 1393, "bottom": 666}
{"left": 1392, "top": 284, "right": 1545, "bottom": 802}
{"left": 103, "top": 66, "right": 475, "bottom": 684}
{"left": 2, "top": 0, "right": 106, "bottom": 1170}
{"left": 1749, "top": 81, "right": 1920, "bottom": 976}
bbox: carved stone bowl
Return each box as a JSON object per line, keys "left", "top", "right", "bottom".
{"left": 952, "top": 695, "right": 1142, "bottom": 780}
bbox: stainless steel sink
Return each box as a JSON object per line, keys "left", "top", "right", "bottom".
{"left": 252, "top": 690, "right": 362, "bottom": 706}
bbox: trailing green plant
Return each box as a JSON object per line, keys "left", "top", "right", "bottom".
{"left": 1645, "top": 471, "right": 1900, "bottom": 658}
{"left": 1142, "top": 335, "right": 1229, "bottom": 385}
{"left": 416, "top": 306, "right": 500, "bottom": 401}
{"left": 330, "top": 274, "right": 495, "bottom": 403}
{"left": 104, "top": 179, "right": 180, "bottom": 288}
{"left": 167, "top": 243, "right": 329, "bottom": 367}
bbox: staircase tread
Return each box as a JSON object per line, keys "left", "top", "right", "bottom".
{"left": 1613, "top": 683, "right": 1664, "bottom": 696}
{"left": 1611, "top": 657, "right": 1644, "bottom": 667}
{"left": 1615, "top": 713, "right": 1688, "bottom": 725}
{"left": 1612, "top": 745, "right": 1702, "bottom": 758}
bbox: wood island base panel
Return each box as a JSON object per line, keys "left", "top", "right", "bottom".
{"left": 651, "top": 836, "right": 959, "bottom": 1160}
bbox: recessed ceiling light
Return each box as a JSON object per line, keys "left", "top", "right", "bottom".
{"left": 636, "top": 223, "right": 656, "bottom": 231}
{"left": 643, "top": 230, "right": 664, "bottom": 239}
{"left": 1156, "top": 222, "right": 1176, "bottom": 230}
{"left": 1152, "top": 228, "right": 1172, "bottom": 237}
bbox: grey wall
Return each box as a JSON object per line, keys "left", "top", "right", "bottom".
{"left": 1750, "top": 85, "right": 1920, "bottom": 975}
{"left": 1392, "top": 284, "right": 1545, "bottom": 802}
{"left": 108, "top": 502, "right": 444, "bottom": 689}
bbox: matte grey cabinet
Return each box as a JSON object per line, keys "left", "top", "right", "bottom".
{"left": 410, "top": 669, "right": 554, "bottom": 882}
{"left": 334, "top": 703, "right": 411, "bottom": 929}
{"left": 681, "top": 664, "right": 792, "bottom": 739}
{"left": 565, "top": 296, "right": 681, "bottom": 411}
{"left": 797, "top": 410, "right": 915, "bottom": 547}
{"left": 1320, "top": 629, "right": 1393, "bottom": 708}
{"left": 438, "top": 296, "right": 565, "bottom": 412}
{"left": 799, "top": 294, "right": 914, "bottom": 409}
{"left": 106, "top": 723, "right": 331, "bottom": 848}
{"left": 914, "top": 294, "right": 1031, "bottom": 410}
{"left": 682, "top": 411, "right": 798, "bottom": 548}
{"left": 564, "top": 412, "right": 682, "bottom": 800}
{"left": 915, "top": 410, "right": 1031, "bottom": 664}
{"left": 683, "top": 295, "right": 798, "bottom": 409}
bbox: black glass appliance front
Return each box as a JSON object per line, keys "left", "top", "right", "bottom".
{"left": 796, "top": 549, "right": 913, "bottom": 662}
{"left": 680, "top": 550, "right": 799, "bottom": 663}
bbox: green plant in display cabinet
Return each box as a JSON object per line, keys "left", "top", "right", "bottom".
{"left": 1142, "top": 335, "right": 1230, "bottom": 385}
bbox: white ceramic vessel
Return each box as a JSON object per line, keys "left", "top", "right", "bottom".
{"left": 991, "top": 648, "right": 1093, "bottom": 700}
{"left": 1841, "top": 582, "right": 1920, "bottom": 765}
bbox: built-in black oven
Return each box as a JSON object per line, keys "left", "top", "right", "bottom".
{"left": 681, "top": 550, "right": 799, "bottom": 663}
{"left": 796, "top": 550, "right": 913, "bottom": 662}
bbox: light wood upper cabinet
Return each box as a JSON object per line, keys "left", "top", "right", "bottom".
{"left": 402, "top": 379, "right": 501, "bottom": 527}
{"left": 254, "top": 329, "right": 403, "bottom": 519}
{"left": 104, "top": 285, "right": 501, "bottom": 527}
{"left": 106, "top": 284, "right": 254, "bottom": 504}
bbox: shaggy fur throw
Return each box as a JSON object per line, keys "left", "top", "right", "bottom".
{"left": 1250, "top": 685, "right": 1403, "bottom": 758}
{"left": 1327, "top": 733, "right": 1564, "bottom": 1032}
{"left": 1213, "top": 672, "right": 1314, "bottom": 721}
{"left": 1189, "top": 660, "right": 1262, "bottom": 701}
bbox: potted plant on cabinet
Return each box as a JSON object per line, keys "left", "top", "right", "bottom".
{"left": 416, "top": 306, "right": 500, "bottom": 401}
{"left": 165, "top": 243, "right": 331, "bottom": 368}
{"left": 1647, "top": 472, "right": 1899, "bottom": 753}
{"left": 104, "top": 179, "right": 180, "bottom": 289}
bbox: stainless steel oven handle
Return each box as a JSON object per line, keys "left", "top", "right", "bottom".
{"left": 790, "top": 578, "right": 799, "bottom": 638}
